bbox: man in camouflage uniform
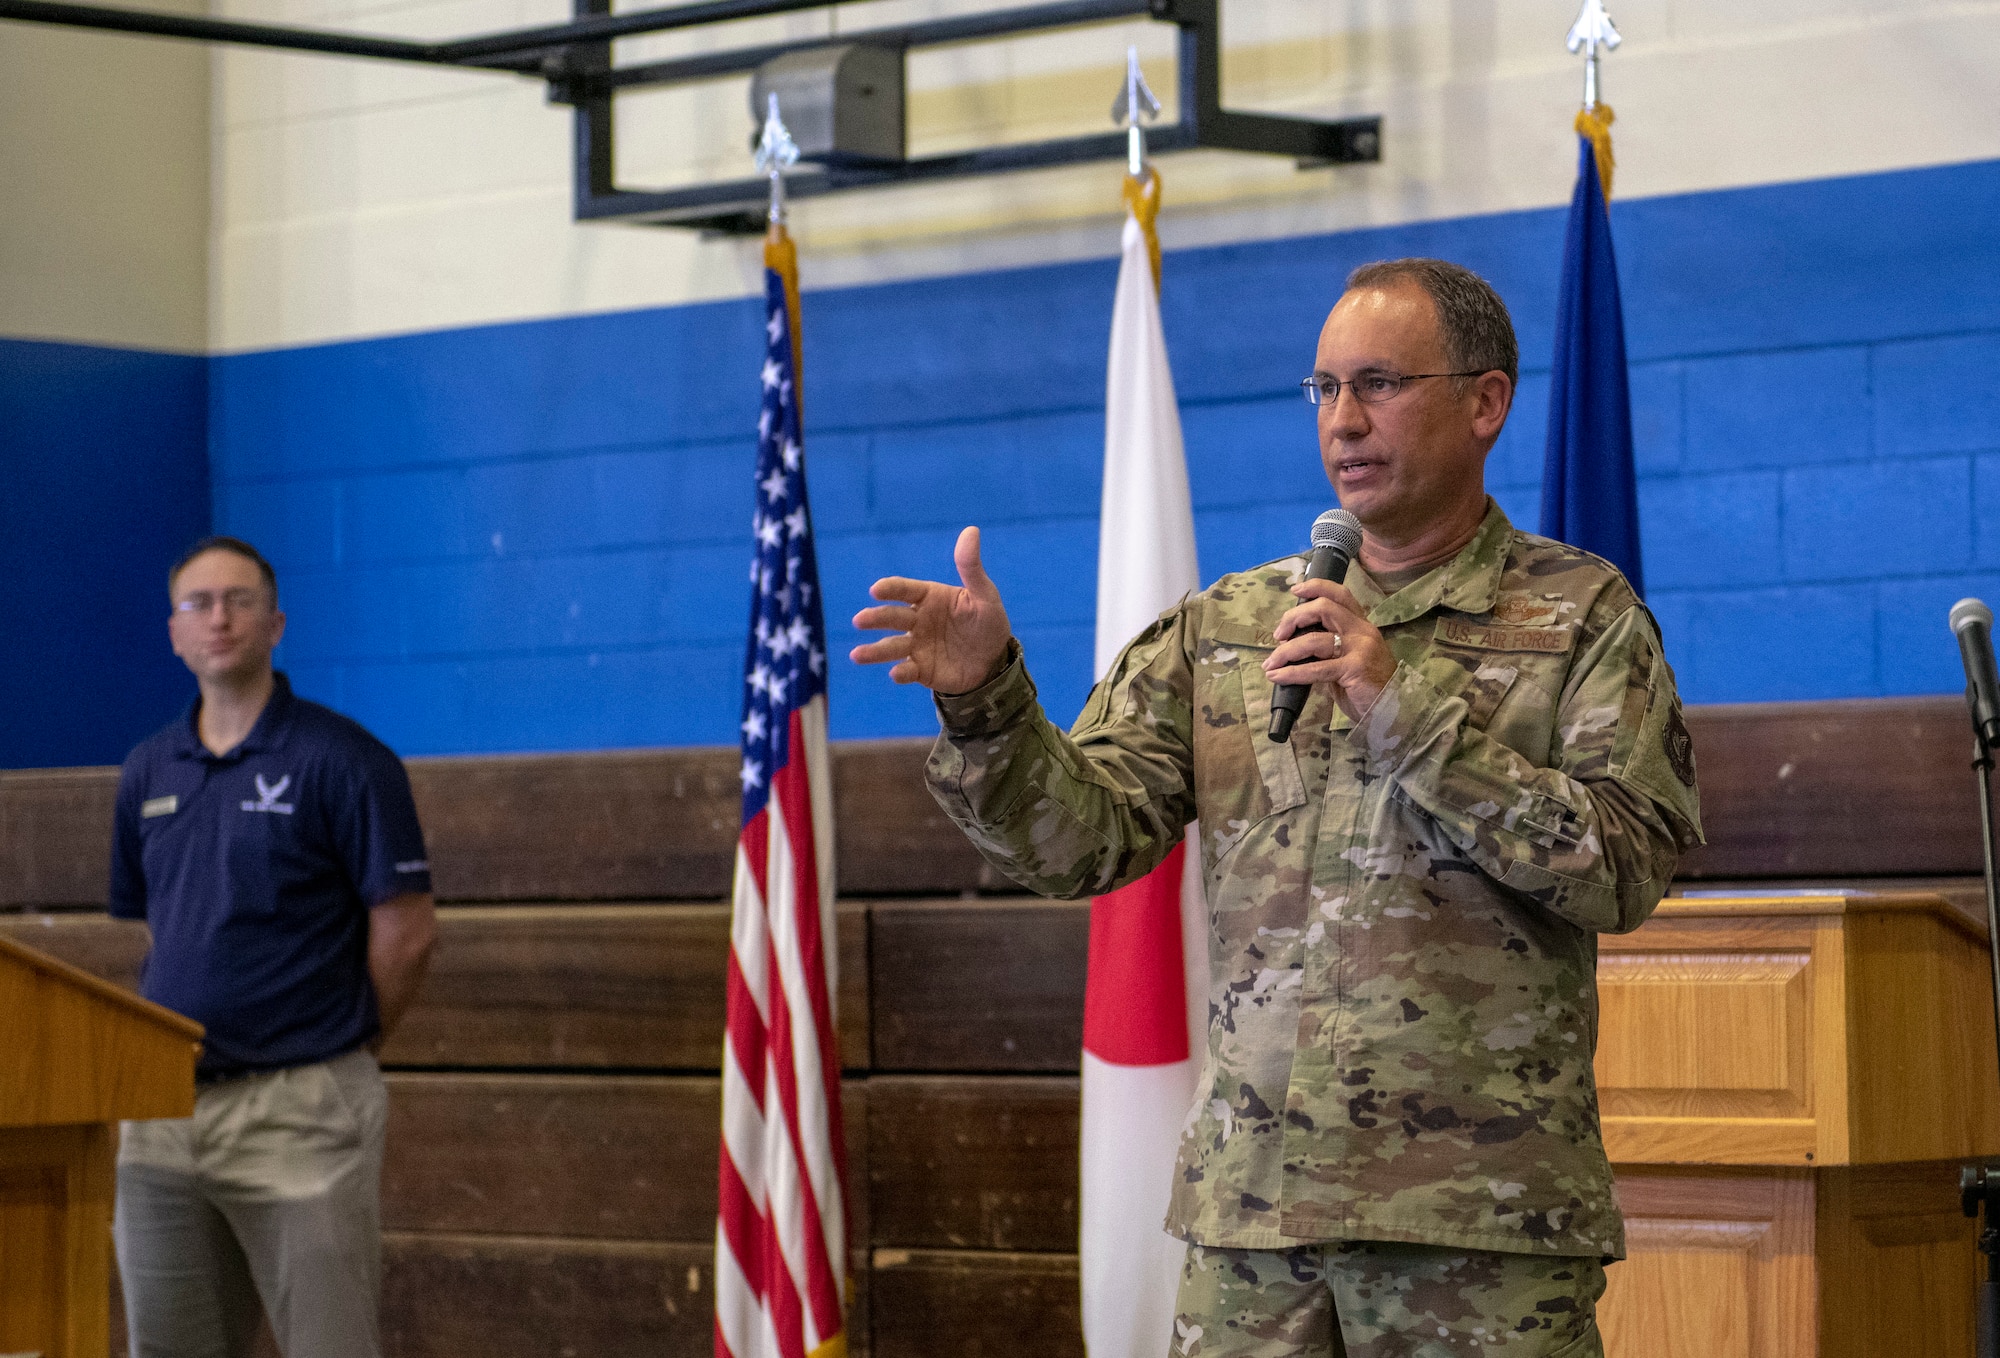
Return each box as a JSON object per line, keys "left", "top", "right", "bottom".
{"left": 851, "top": 258, "right": 1703, "bottom": 1357}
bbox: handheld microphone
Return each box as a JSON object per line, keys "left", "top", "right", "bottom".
{"left": 1951, "top": 598, "right": 2000, "bottom": 751}
{"left": 1268, "top": 509, "right": 1363, "bottom": 744}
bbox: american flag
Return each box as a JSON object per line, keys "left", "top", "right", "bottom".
{"left": 715, "top": 237, "right": 847, "bottom": 1358}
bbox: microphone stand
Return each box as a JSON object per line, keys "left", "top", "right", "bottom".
{"left": 1960, "top": 718, "right": 2000, "bottom": 1358}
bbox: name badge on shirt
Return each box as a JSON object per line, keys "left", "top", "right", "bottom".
{"left": 1434, "top": 617, "right": 1573, "bottom": 654}
{"left": 141, "top": 795, "right": 179, "bottom": 819}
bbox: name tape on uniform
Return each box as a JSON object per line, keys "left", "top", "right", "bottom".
{"left": 141, "top": 795, "right": 179, "bottom": 819}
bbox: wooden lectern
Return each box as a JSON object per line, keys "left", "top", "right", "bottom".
{"left": 0, "top": 933, "right": 200, "bottom": 1358}
{"left": 1593, "top": 892, "right": 2000, "bottom": 1358}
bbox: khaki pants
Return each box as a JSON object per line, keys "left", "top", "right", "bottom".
{"left": 114, "top": 1048, "right": 387, "bottom": 1358}
{"left": 1172, "top": 1239, "right": 1607, "bottom": 1358}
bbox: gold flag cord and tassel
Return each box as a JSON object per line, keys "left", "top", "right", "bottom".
{"left": 1122, "top": 167, "right": 1163, "bottom": 290}
{"left": 766, "top": 221, "right": 806, "bottom": 394}
{"left": 1575, "top": 102, "right": 1615, "bottom": 200}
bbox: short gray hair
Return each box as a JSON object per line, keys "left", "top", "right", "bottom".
{"left": 1344, "top": 258, "right": 1518, "bottom": 389}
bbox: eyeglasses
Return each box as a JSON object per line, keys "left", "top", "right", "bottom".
{"left": 1300, "top": 370, "right": 1487, "bottom": 406}
{"left": 173, "top": 589, "right": 268, "bottom": 617}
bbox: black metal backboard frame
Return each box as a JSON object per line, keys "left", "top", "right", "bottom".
{"left": 0, "top": 0, "right": 1380, "bottom": 232}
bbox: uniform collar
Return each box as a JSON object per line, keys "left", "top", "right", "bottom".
{"left": 175, "top": 671, "right": 298, "bottom": 764}
{"left": 1345, "top": 498, "right": 1513, "bottom": 626}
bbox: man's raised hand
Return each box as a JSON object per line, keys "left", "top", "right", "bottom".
{"left": 850, "top": 526, "right": 1013, "bottom": 693}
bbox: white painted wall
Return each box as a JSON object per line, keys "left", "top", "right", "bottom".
{"left": 209, "top": 0, "right": 2000, "bottom": 352}
{"left": 0, "top": 2, "right": 210, "bottom": 351}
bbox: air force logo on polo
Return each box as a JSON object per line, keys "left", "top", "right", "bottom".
{"left": 241, "top": 773, "right": 296, "bottom": 815}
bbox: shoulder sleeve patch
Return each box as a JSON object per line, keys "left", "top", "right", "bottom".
{"left": 1663, "top": 701, "right": 1697, "bottom": 788}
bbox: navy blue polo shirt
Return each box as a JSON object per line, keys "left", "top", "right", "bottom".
{"left": 109, "top": 672, "right": 432, "bottom": 1076}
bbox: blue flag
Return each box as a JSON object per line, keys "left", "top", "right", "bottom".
{"left": 1540, "top": 132, "right": 1643, "bottom": 597}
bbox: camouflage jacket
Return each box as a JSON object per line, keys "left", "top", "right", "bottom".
{"left": 927, "top": 502, "right": 1703, "bottom": 1258}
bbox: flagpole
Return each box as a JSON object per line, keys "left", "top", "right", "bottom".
{"left": 1566, "top": 0, "right": 1619, "bottom": 199}
{"left": 1112, "top": 45, "right": 1163, "bottom": 288}
{"left": 720, "top": 90, "right": 846, "bottom": 1358}
{"left": 1081, "top": 46, "right": 1205, "bottom": 1358}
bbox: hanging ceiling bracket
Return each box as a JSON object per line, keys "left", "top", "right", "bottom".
{"left": 0, "top": 0, "right": 1381, "bottom": 233}
{"left": 563, "top": 0, "right": 1382, "bottom": 232}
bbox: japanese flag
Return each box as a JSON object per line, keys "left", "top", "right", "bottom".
{"left": 1081, "top": 189, "right": 1207, "bottom": 1358}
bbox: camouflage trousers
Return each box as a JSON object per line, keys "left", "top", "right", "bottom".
{"left": 1170, "top": 1239, "right": 1606, "bottom": 1358}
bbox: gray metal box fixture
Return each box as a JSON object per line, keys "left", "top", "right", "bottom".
{"left": 749, "top": 43, "right": 905, "bottom": 166}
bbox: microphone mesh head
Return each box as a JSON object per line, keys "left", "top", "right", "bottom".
{"left": 1311, "top": 509, "right": 1363, "bottom": 559}
{"left": 1951, "top": 597, "right": 1993, "bottom": 636}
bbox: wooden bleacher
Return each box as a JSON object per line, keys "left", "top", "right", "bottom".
{"left": 0, "top": 695, "right": 1990, "bottom": 1357}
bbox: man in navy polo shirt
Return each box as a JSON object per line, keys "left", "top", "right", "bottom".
{"left": 109, "top": 536, "right": 438, "bottom": 1358}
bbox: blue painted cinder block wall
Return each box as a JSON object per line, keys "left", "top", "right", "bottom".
{"left": 125, "top": 157, "right": 2000, "bottom": 759}
{"left": 0, "top": 340, "right": 210, "bottom": 767}
{"left": 208, "top": 156, "right": 2000, "bottom": 759}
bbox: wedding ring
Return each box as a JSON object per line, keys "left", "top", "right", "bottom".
{"left": 1331, "top": 632, "right": 1345, "bottom": 656}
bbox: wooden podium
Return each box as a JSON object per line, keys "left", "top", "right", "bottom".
{"left": 1593, "top": 892, "right": 2000, "bottom": 1358}
{"left": 0, "top": 933, "right": 201, "bottom": 1358}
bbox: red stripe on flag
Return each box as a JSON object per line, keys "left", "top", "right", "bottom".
{"left": 761, "top": 924, "right": 844, "bottom": 1343}
{"left": 761, "top": 1204, "right": 808, "bottom": 1358}
{"left": 717, "top": 1148, "right": 767, "bottom": 1299}
{"left": 756, "top": 970, "right": 812, "bottom": 1358}
{"left": 724, "top": 952, "right": 768, "bottom": 1110}
{"left": 1082, "top": 841, "right": 1192, "bottom": 1066}
{"left": 773, "top": 712, "right": 848, "bottom": 1187}
{"left": 741, "top": 808, "right": 770, "bottom": 900}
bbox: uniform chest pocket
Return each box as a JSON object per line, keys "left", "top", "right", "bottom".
{"left": 1423, "top": 644, "right": 1524, "bottom": 729}
{"left": 1194, "top": 628, "right": 1308, "bottom": 838}
{"left": 1422, "top": 623, "right": 1574, "bottom": 766}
